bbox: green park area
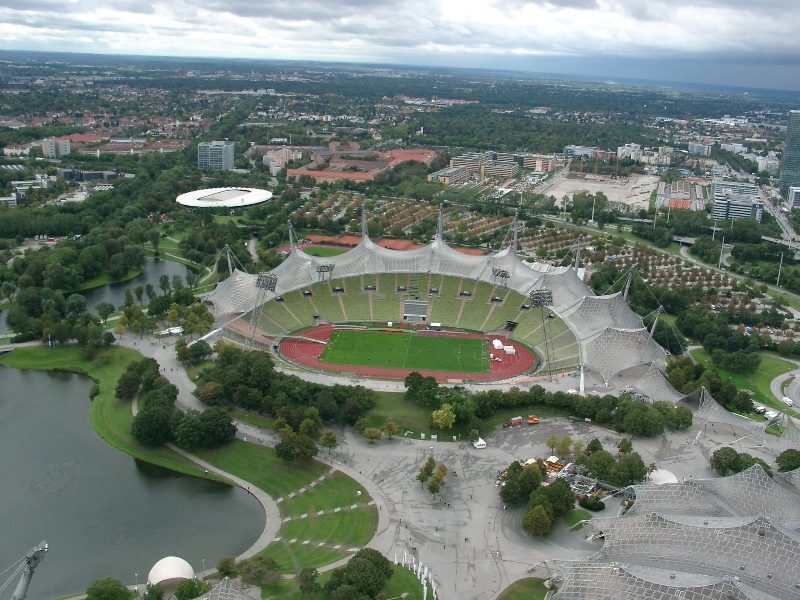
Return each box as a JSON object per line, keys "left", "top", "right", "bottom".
{"left": 496, "top": 577, "right": 548, "bottom": 600}
{"left": 690, "top": 348, "right": 794, "bottom": 410}
{"left": 302, "top": 246, "right": 349, "bottom": 257}
{"left": 320, "top": 330, "right": 490, "bottom": 373}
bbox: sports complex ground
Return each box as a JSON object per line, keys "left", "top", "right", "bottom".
{"left": 280, "top": 324, "right": 537, "bottom": 381}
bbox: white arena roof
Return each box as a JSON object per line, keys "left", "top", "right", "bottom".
{"left": 176, "top": 187, "right": 272, "bottom": 209}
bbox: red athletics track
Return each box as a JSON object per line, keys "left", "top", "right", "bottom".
{"left": 280, "top": 324, "right": 537, "bottom": 382}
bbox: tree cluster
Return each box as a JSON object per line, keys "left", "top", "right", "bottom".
{"left": 322, "top": 548, "right": 393, "bottom": 599}
{"left": 667, "top": 357, "right": 754, "bottom": 414}
{"left": 710, "top": 447, "right": 773, "bottom": 477}
{"left": 201, "top": 342, "right": 376, "bottom": 426}
{"left": 416, "top": 456, "right": 448, "bottom": 498}
{"left": 676, "top": 308, "right": 762, "bottom": 373}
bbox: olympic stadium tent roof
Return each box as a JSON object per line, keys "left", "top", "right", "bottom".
{"left": 208, "top": 210, "right": 663, "bottom": 382}
{"left": 196, "top": 577, "right": 254, "bottom": 600}
{"left": 176, "top": 187, "right": 272, "bottom": 209}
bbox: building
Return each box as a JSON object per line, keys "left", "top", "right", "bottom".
{"left": 780, "top": 110, "right": 800, "bottom": 193}
{"left": 656, "top": 180, "right": 705, "bottom": 211}
{"left": 198, "top": 140, "right": 235, "bottom": 170}
{"left": 711, "top": 189, "right": 764, "bottom": 222}
{"left": 789, "top": 186, "right": 800, "bottom": 209}
{"left": 41, "top": 137, "right": 70, "bottom": 158}
{"left": 721, "top": 142, "right": 747, "bottom": 154}
{"left": 710, "top": 179, "right": 760, "bottom": 200}
{"left": 564, "top": 145, "right": 596, "bottom": 158}
{"left": 450, "top": 151, "right": 493, "bottom": 170}
{"left": 481, "top": 160, "right": 519, "bottom": 179}
{"left": 427, "top": 165, "right": 472, "bottom": 185}
{"left": 688, "top": 142, "right": 712, "bottom": 157}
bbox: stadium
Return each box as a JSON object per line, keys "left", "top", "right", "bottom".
{"left": 208, "top": 209, "right": 669, "bottom": 389}
{"left": 176, "top": 187, "right": 273, "bottom": 211}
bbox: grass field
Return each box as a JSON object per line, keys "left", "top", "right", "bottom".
{"left": 319, "top": 330, "right": 490, "bottom": 373}
{"left": 496, "top": 578, "right": 548, "bottom": 600}
{"left": 302, "top": 246, "right": 349, "bottom": 257}
{"left": 690, "top": 348, "right": 795, "bottom": 412}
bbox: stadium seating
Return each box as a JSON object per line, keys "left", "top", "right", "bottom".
{"left": 482, "top": 289, "right": 526, "bottom": 332}
{"left": 279, "top": 290, "right": 316, "bottom": 327}
{"left": 310, "top": 282, "right": 346, "bottom": 322}
{"left": 341, "top": 287, "right": 371, "bottom": 321}
{"left": 456, "top": 281, "right": 495, "bottom": 331}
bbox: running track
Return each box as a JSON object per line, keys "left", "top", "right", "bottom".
{"left": 280, "top": 324, "right": 537, "bottom": 382}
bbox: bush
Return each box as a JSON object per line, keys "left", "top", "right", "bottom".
{"left": 579, "top": 496, "right": 606, "bottom": 512}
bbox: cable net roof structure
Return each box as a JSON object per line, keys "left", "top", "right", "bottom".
{"left": 581, "top": 328, "right": 667, "bottom": 385}
{"left": 767, "top": 412, "right": 800, "bottom": 454}
{"left": 208, "top": 218, "right": 665, "bottom": 380}
{"left": 561, "top": 293, "right": 644, "bottom": 340}
{"left": 625, "top": 466, "right": 800, "bottom": 529}
{"left": 196, "top": 577, "right": 254, "bottom": 600}
{"left": 692, "top": 388, "right": 769, "bottom": 444}
{"left": 780, "top": 466, "right": 800, "bottom": 491}
{"left": 631, "top": 363, "right": 686, "bottom": 404}
{"left": 551, "top": 560, "right": 758, "bottom": 600}
{"left": 553, "top": 465, "right": 800, "bottom": 600}
{"left": 586, "top": 514, "right": 800, "bottom": 600}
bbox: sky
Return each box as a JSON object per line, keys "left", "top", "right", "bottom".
{"left": 2, "top": 0, "right": 800, "bottom": 91}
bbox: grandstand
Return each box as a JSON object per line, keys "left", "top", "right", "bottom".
{"left": 209, "top": 208, "right": 666, "bottom": 385}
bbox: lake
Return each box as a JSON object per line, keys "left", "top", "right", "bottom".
{"left": 0, "top": 366, "right": 264, "bottom": 600}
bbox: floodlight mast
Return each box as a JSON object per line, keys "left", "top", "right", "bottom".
{"left": 492, "top": 267, "right": 510, "bottom": 288}
{"left": 316, "top": 263, "right": 335, "bottom": 282}
{"left": 529, "top": 289, "right": 555, "bottom": 380}
{"left": 248, "top": 272, "right": 278, "bottom": 350}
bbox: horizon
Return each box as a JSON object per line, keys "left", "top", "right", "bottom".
{"left": 1, "top": 0, "right": 799, "bottom": 93}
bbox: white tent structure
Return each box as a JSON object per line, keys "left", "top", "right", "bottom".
{"left": 208, "top": 208, "right": 666, "bottom": 387}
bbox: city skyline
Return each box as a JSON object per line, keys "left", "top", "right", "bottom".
{"left": 2, "top": 0, "right": 800, "bottom": 92}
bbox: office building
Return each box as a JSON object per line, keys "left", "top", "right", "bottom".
{"left": 789, "top": 186, "right": 800, "bottom": 209}
{"left": 780, "top": 110, "right": 800, "bottom": 193}
{"left": 688, "top": 142, "right": 712, "bottom": 157}
{"left": 41, "top": 137, "right": 70, "bottom": 158}
{"left": 711, "top": 189, "right": 763, "bottom": 222}
{"left": 198, "top": 140, "right": 235, "bottom": 170}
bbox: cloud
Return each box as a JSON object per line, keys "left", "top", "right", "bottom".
{"left": 0, "top": 0, "right": 798, "bottom": 89}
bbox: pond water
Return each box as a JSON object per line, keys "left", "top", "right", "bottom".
{"left": 0, "top": 258, "right": 190, "bottom": 334}
{"left": 0, "top": 366, "right": 264, "bottom": 600}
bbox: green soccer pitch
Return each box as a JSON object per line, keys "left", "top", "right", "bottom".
{"left": 319, "top": 330, "right": 490, "bottom": 373}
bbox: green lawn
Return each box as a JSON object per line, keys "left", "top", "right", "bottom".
{"left": 302, "top": 246, "right": 349, "bottom": 257}
{"left": 0, "top": 345, "right": 217, "bottom": 480}
{"left": 74, "top": 267, "right": 143, "bottom": 291}
{"left": 194, "top": 440, "right": 327, "bottom": 499}
{"left": 320, "top": 330, "right": 490, "bottom": 373}
{"left": 280, "top": 471, "right": 367, "bottom": 515}
{"left": 563, "top": 508, "right": 593, "bottom": 528}
{"left": 496, "top": 578, "right": 548, "bottom": 600}
{"left": 690, "top": 348, "right": 794, "bottom": 409}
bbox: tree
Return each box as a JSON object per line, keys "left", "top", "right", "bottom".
{"left": 586, "top": 438, "right": 603, "bottom": 454}
{"left": 66, "top": 293, "right": 88, "bottom": 317}
{"left": 199, "top": 407, "right": 237, "bottom": 447}
{"left": 185, "top": 340, "right": 212, "bottom": 364}
{"left": 522, "top": 505, "right": 553, "bottom": 537}
{"left": 131, "top": 406, "right": 174, "bottom": 447}
{"left": 95, "top": 301, "right": 115, "bottom": 324}
{"left": 573, "top": 439, "right": 585, "bottom": 457}
{"left": 142, "top": 585, "right": 164, "bottom": 600}
{"left": 85, "top": 577, "right": 135, "bottom": 600}
{"left": 555, "top": 435, "right": 573, "bottom": 458}
{"left": 2, "top": 281, "right": 15, "bottom": 302}
{"left": 158, "top": 274, "right": 170, "bottom": 295}
{"left": 711, "top": 447, "right": 740, "bottom": 476}
{"left": 468, "top": 429, "right": 480, "bottom": 442}
{"left": 115, "top": 369, "right": 142, "bottom": 401}
{"left": 362, "top": 427, "right": 382, "bottom": 443}
{"left": 546, "top": 434, "right": 559, "bottom": 453}
{"left": 431, "top": 403, "right": 456, "bottom": 429}
{"left": 320, "top": 430, "right": 338, "bottom": 454}
{"left": 339, "top": 549, "right": 393, "bottom": 598}
{"left": 777, "top": 449, "right": 800, "bottom": 472}
{"left": 174, "top": 580, "right": 211, "bottom": 600}
{"left": 134, "top": 284, "right": 144, "bottom": 305}
{"left": 216, "top": 557, "right": 237, "bottom": 578}
{"left": 427, "top": 479, "right": 440, "bottom": 497}
{"left": 239, "top": 555, "right": 280, "bottom": 587}
{"left": 381, "top": 417, "right": 400, "bottom": 439}
{"left": 617, "top": 438, "right": 633, "bottom": 456}
{"left": 298, "top": 567, "right": 321, "bottom": 598}
{"left": 275, "top": 429, "right": 318, "bottom": 463}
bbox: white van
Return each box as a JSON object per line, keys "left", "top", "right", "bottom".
{"left": 783, "top": 396, "right": 794, "bottom": 407}
{"left": 473, "top": 438, "right": 487, "bottom": 449}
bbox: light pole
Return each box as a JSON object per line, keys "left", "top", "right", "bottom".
{"left": 202, "top": 558, "right": 205, "bottom": 575}
{"left": 135, "top": 573, "right": 138, "bottom": 596}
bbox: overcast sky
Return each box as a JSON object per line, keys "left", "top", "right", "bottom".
{"left": 2, "top": 0, "right": 800, "bottom": 91}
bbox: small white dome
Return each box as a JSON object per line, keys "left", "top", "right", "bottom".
{"left": 648, "top": 469, "right": 679, "bottom": 485}
{"left": 148, "top": 556, "right": 195, "bottom": 586}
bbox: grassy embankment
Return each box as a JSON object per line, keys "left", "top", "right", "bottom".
{"left": 0, "top": 345, "right": 218, "bottom": 479}
{"left": 195, "top": 441, "right": 378, "bottom": 574}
